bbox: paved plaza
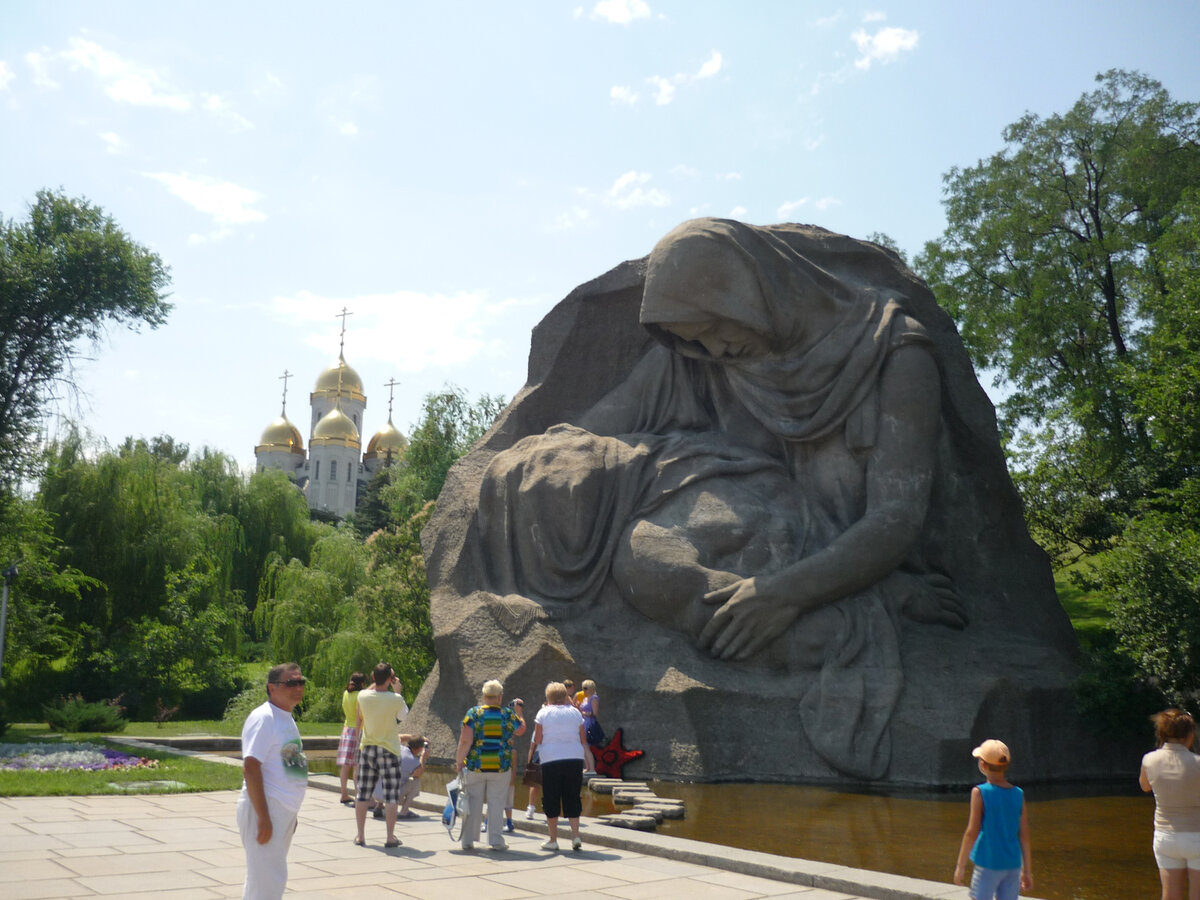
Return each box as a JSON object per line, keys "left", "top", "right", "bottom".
{"left": 0, "top": 775, "right": 990, "bottom": 900}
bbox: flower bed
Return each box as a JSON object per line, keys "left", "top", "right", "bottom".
{"left": 0, "top": 742, "right": 160, "bottom": 772}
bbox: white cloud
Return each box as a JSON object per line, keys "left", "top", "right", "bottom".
{"left": 606, "top": 171, "right": 669, "bottom": 209}
{"left": 695, "top": 50, "right": 722, "bottom": 80}
{"left": 729, "top": 205, "right": 748, "bottom": 219}
{"left": 670, "top": 164, "right": 698, "bottom": 179}
{"left": 812, "top": 13, "right": 842, "bottom": 29}
{"left": 338, "top": 120, "right": 359, "bottom": 136}
{"left": 548, "top": 205, "right": 591, "bottom": 232}
{"left": 649, "top": 75, "right": 675, "bottom": 105}
{"left": 777, "top": 198, "right": 809, "bottom": 219}
{"left": 24, "top": 50, "right": 58, "bottom": 88}
{"left": 145, "top": 172, "right": 266, "bottom": 226}
{"left": 63, "top": 38, "right": 190, "bottom": 109}
{"left": 630, "top": 50, "right": 723, "bottom": 107}
{"left": 804, "top": 134, "right": 827, "bottom": 151}
{"left": 0, "top": 61, "right": 13, "bottom": 91}
{"left": 719, "top": 171, "right": 742, "bottom": 181}
{"left": 862, "top": 10, "right": 887, "bottom": 23}
{"left": 610, "top": 85, "right": 638, "bottom": 105}
{"left": 815, "top": 196, "right": 842, "bottom": 210}
{"left": 591, "top": 0, "right": 651, "bottom": 24}
{"left": 851, "top": 26, "right": 919, "bottom": 70}
{"left": 99, "top": 131, "right": 121, "bottom": 153}
{"left": 271, "top": 288, "right": 519, "bottom": 372}
{"left": 203, "top": 93, "right": 253, "bottom": 129}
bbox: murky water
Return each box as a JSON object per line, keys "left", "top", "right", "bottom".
{"left": 306, "top": 755, "right": 1155, "bottom": 900}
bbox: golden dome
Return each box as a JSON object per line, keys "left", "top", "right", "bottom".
{"left": 255, "top": 416, "right": 304, "bottom": 454}
{"left": 365, "top": 419, "right": 408, "bottom": 462}
{"left": 311, "top": 405, "right": 361, "bottom": 446}
{"left": 313, "top": 356, "right": 365, "bottom": 401}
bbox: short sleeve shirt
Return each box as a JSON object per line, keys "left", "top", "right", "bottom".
{"left": 462, "top": 705, "right": 519, "bottom": 772}
{"left": 1144, "top": 743, "right": 1200, "bottom": 832}
{"left": 357, "top": 689, "right": 409, "bottom": 757}
{"left": 241, "top": 700, "right": 308, "bottom": 813}
{"left": 341, "top": 689, "right": 359, "bottom": 729}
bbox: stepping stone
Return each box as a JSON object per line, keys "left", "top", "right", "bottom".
{"left": 589, "top": 779, "right": 646, "bottom": 794}
{"left": 598, "top": 813, "right": 658, "bottom": 830}
{"left": 630, "top": 805, "right": 664, "bottom": 823}
{"left": 612, "top": 791, "right": 657, "bottom": 805}
{"left": 636, "top": 802, "right": 685, "bottom": 819}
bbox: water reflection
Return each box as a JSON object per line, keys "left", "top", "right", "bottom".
{"left": 306, "top": 756, "right": 1155, "bottom": 900}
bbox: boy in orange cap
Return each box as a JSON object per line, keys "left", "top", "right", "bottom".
{"left": 953, "top": 739, "right": 1033, "bottom": 899}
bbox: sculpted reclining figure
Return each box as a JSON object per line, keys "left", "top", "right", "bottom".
{"left": 473, "top": 218, "right": 970, "bottom": 778}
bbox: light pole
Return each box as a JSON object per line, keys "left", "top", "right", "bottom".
{"left": 0, "top": 564, "right": 16, "bottom": 684}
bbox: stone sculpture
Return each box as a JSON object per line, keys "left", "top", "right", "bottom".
{"left": 407, "top": 219, "right": 1096, "bottom": 785}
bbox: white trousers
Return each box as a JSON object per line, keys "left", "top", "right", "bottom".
{"left": 461, "top": 768, "right": 510, "bottom": 848}
{"left": 237, "top": 792, "right": 299, "bottom": 900}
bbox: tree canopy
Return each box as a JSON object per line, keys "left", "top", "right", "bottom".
{"left": 0, "top": 190, "right": 171, "bottom": 485}
{"left": 916, "top": 69, "right": 1200, "bottom": 559}
{"left": 917, "top": 69, "right": 1200, "bottom": 713}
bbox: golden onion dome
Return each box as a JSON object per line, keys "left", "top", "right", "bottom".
{"left": 255, "top": 416, "right": 304, "bottom": 454}
{"left": 312, "top": 405, "right": 361, "bottom": 444}
{"left": 313, "top": 356, "right": 365, "bottom": 401}
{"left": 365, "top": 419, "right": 408, "bottom": 461}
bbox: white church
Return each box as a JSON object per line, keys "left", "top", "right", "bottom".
{"left": 253, "top": 316, "right": 407, "bottom": 519}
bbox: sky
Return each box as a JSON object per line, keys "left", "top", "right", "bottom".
{"left": 3, "top": 1, "right": 1199, "bottom": 473}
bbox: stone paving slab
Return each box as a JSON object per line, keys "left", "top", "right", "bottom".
{"left": 0, "top": 777, "right": 1048, "bottom": 900}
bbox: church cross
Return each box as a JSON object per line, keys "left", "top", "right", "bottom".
{"left": 279, "top": 369, "right": 292, "bottom": 415}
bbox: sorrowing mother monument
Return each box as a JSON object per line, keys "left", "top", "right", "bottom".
{"left": 406, "top": 218, "right": 1098, "bottom": 786}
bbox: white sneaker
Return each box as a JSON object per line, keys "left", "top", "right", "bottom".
{"left": 461, "top": 841, "right": 474, "bottom": 851}
{"left": 524, "top": 805, "right": 536, "bottom": 820}
{"left": 490, "top": 841, "right": 508, "bottom": 852}
{"left": 541, "top": 839, "right": 558, "bottom": 851}
{"left": 572, "top": 836, "right": 582, "bottom": 851}
{"left": 481, "top": 816, "right": 487, "bottom": 833}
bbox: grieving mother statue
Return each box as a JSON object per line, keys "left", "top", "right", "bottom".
{"left": 476, "top": 218, "right": 970, "bottom": 777}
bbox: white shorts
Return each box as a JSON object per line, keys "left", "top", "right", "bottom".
{"left": 1154, "top": 830, "right": 1200, "bottom": 870}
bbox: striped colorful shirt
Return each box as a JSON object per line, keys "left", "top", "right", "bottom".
{"left": 462, "top": 704, "right": 520, "bottom": 772}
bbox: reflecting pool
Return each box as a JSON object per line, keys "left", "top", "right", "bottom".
{"left": 307, "top": 756, "right": 1154, "bottom": 900}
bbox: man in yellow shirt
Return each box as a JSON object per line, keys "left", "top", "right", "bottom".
{"left": 354, "top": 663, "right": 409, "bottom": 848}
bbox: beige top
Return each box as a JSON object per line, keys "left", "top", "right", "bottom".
{"left": 1144, "top": 742, "right": 1200, "bottom": 832}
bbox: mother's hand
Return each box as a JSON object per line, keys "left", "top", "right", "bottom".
{"left": 698, "top": 576, "right": 801, "bottom": 660}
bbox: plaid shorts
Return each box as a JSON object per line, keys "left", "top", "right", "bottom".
{"left": 356, "top": 744, "right": 404, "bottom": 804}
{"left": 336, "top": 727, "right": 360, "bottom": 767}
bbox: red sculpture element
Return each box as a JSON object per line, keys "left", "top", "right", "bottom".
{"left": 590, "top": 728, "right": 644, "bottom": 779}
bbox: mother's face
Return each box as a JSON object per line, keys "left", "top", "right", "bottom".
{"left": 665, "top": 318, "right": 771, "bottom": 359}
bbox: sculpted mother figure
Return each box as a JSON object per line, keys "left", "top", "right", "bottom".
{"left": 478, "top": 218, "right": 965, "bottom": 777}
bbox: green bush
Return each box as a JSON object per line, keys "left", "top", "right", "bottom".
{"left": 43, "top": 694, "right": 127, "bottom": 733}
{"left": 298, "top": 685, "right": 342, "bottom": 723}
{"left": 221, "top": 684, "right": 267, "bottom": 727}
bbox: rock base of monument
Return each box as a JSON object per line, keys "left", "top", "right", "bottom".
{"left": 404, "top": 587, "right": 1130, "bottom": 787}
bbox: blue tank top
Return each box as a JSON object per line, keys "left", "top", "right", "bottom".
{"left": 970, "top": 782, "right": 1024, "bottom": 870}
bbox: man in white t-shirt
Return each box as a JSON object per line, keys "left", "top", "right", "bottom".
{"left": 238, "top": 662, "right": 309, "bottom": 900}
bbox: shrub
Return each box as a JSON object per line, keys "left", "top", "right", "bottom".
{"left": 221, "top": 683, "right": 267, "bottom": 726}
{"left": 43, "top": 694, "right": 127, "bottom": 733}
{"left": 298, "top": 685, "right": 341, "bottom": 723}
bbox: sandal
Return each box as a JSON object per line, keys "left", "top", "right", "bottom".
{"left": 384, "top": 838, "right": 402, "bottom": 848}
{"left": 353, "top": 837, "right": 365, "bottom": 846}
{"left": 340, "top": 798, "right": 355, "bottom": 806}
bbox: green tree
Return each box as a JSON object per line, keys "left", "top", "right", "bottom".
{"left": 380, "top": 387, "right": 505, "bottom": 523}
{"left": 916, "top": 69, "right": 1200, "bottom": 557}
{"left": 0, "top": 190, "right": 171, "bottom": 486}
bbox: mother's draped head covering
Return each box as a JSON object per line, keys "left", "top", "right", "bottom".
{"left": 640, "top": 218, "right": 931, "bottom": 448}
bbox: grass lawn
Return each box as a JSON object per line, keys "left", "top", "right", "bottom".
{"left": 116, "top": 719, "right": 342, "bottom": 738}
{"left": 1054, "top": 560, "right": 1111, "bottom": 651}
{"left": 0, "top": 725, "right": 243, "bottom": 796}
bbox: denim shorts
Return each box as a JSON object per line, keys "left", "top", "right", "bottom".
{"left": 1154, "top": 830, "right": 1200, "bottom": 870}
{"left": 969, "top": 864, "right": 1021, "bottom": 900}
